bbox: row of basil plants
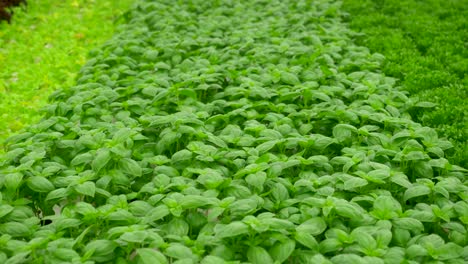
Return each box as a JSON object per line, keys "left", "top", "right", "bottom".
{"left": 0, "top": 0, "right": 467, "bottom": 263}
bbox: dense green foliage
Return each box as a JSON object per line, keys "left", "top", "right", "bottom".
{"left": 0, "top": 0, "right": 467, "bottom": 263}
{"left": 0, "top": 0, "right": 133, "bottom": 148}
{"left": 342, "top": 0, "right": 468, "bottom": 167}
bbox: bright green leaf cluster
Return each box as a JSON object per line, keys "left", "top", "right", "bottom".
{"left": 342, "top": 0, "right": 468, "bottom": 167}
{"left": 0, "top": 0, "right": 133, "bottom": 149}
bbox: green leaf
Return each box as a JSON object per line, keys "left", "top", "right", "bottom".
{"left": 404, "top": 185, "right": 431, "bottom": 201}
{"left": 271, "top": 182, "right": 290, "bottom": 202}
{"left": 120, "top": 158, "right": 142, "bottom": 177}
{"left": 228, "top": 198, "right": 258, "bottom": 216}
{"left": 45, "top": 188, "right": 69, "bottom": 201}
{"left": 200, "top": 256, "right": 226, "bottom": 264}
{"left": 84, "top": 240, "right": 117, "bottom": 260}
{"left": 75, "top": 202, "right": 97, "bottom": 216}
{"left": 333, "top": 124, "right": 357, "bottom": 143}
{"left": 390, "top": 173, "right": 412, "bottom": 188}
{"left": 27, "top": 176, "right": 55, "bottom": 193}
{"left": 207, "top": 134, "right": 228, "bottom": 149}
{"left": 166, "top": 218, "right": 189, "bottom": 237}
{"left": 256, "top": 140, "right": 278, "bottom": 154}
{"left": 145, "top": 205, "right": 170, "bottom": 223}
{"left": 71, "top": 152, "right": 94, "bottom": 166}
{"left": 280, "top": 71, "right": 300, "bottom": 85}
{"left": 53, "top": 248, "right": 80, "bottom": 261}
{"left": 343, "top": 177, "right": 368, "bottom": 190}
{"left": 415, "top": 101, "right": 436, "bottom": 108}
{"left": 75, "top": 181, "right": 96, "bottom": 197}
{"left": 330, "top": 254, "right": 363, "bottom": 264}
{"left": 260, "top": 217, "right": 295, "bottom": 231}
{"left": 55, "top": 218, "right": 82, "bottom": 230}
{"left": 120, "top": 231, "right": 148, "bottom": 244}
{"left": 433, "top": 242, "right": 463, "bottom": 260}
{"left": 269, "top": 239, "right": 295, "bottom": 263}
{"left": 129, "top": 201, "right": 153, "bottom": 217}
{"left": 352, "top": 231, "right": 377, "bottom": 250}
{"left": 112, "top": 128, "right": 132, "bottom": 144}
{"left": 392, "top": 217, "right": 424, "bottom": 233}
{"left": 92, "top": 148, "right": 111, "bottom": 173}
{"left": 107, "top": 209, "right": 136, "bottom": 223}
{"left": 296, "top": 217, "right": 327, "bottom": 236}
{"left": 0, "top": 222, "right": 30, "bottom": 237}
{"left": 246, "top": 172, "right": 267, "bottom": 191}
{"left": 319, "top": 238, "right": 342, "bottom": 254}
{"left": 4, "top": 252, "right": 29, "bottom": 264}
{"left": 0, "top": 205, "right": 14, "bottom": 219}
{"left": 165, "top": 243, "right": 193, "bottom": 260}
{"left": 179, "top": 195, "right": 217, "bottom": 210}
{"left": 247, "top": 246, "right": 274, "bottom": 264}
{"left": 335, "top": 201, "right": 362, "bottom": 219}
{"left": 4, "top": 173, "right": 23, "bottom": 192}
{"left": 373, "top": 196, "right": 402, "bottom": 215}
{"left": 404, "top": 151, "right": 428, "bottom": 161}
{"left": 214, "top": 221, "right": 249, "bottom": 238}
{"left": 171, "top": 149, "right": 192, "bottom": 163}
{"left": 406, "top": 244, "right": 428, "bottom": 258}
{"left": 137, "top": 248, "right": 168, "bottom": 264}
